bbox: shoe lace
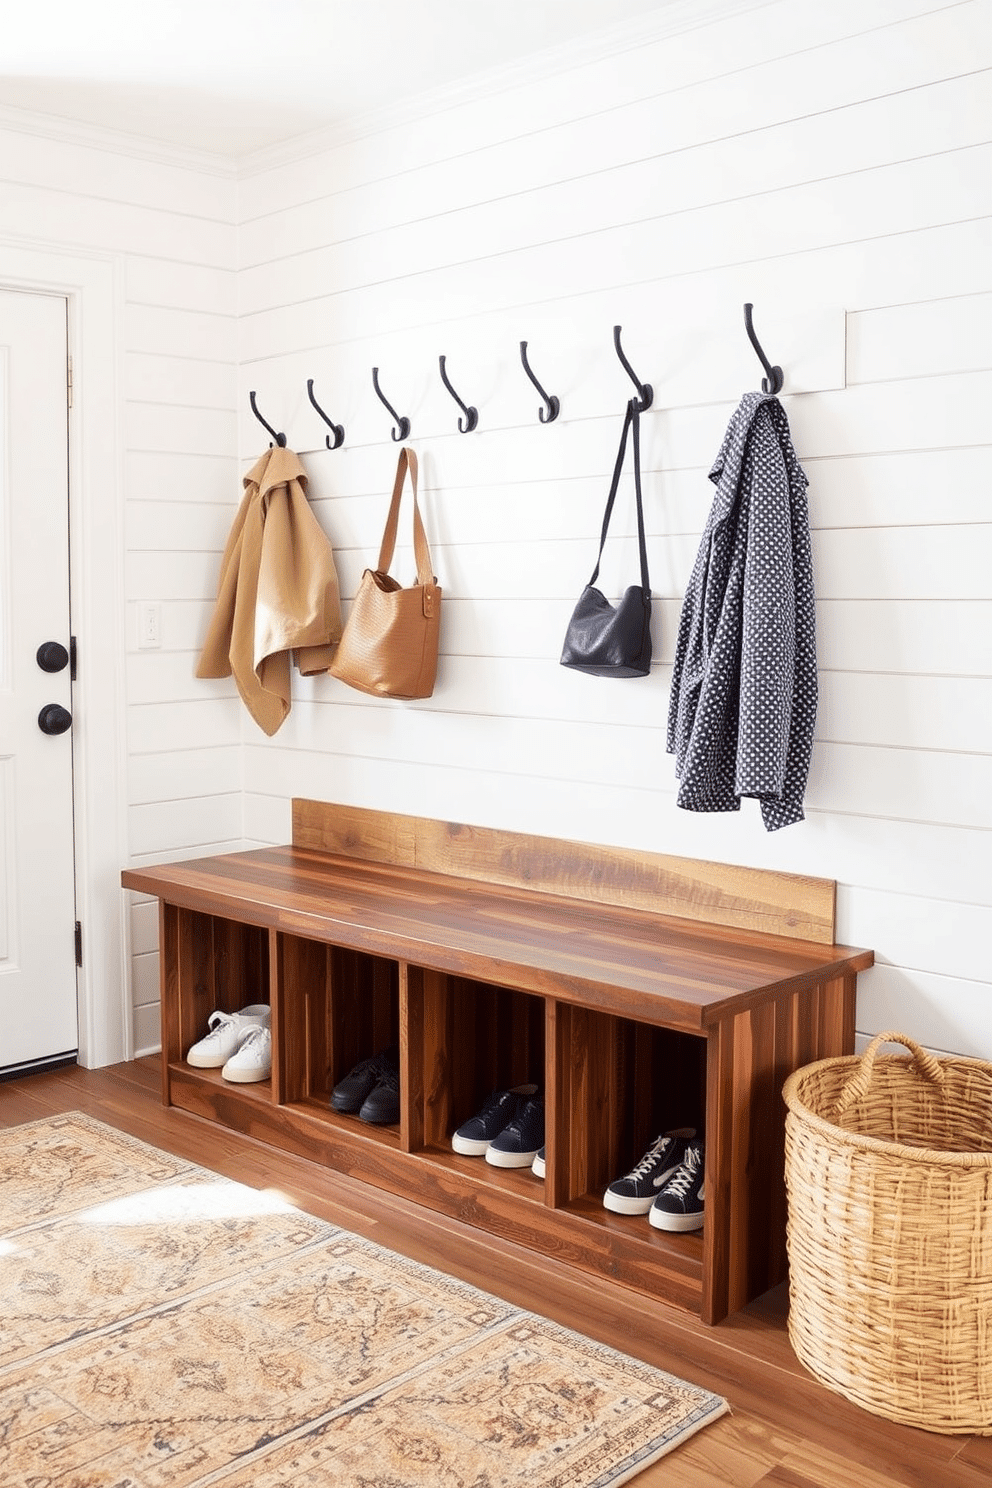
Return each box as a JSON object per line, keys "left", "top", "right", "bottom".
{"left": 663, "top": 1145, "right": 702, "bottom": 1198}
{"left": 625, "top": 1134, "right": 670, "bottom": 1181}
{"left": 506, "top": 1099, "right": 542, "bottom": 1135}
{"left": 239, "top": 1025, "right": 269, "bottom": 1052}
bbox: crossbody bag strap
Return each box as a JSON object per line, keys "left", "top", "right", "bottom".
{"left": 376, "top": 446, "right": 434, "bottom": 585}
{"left": 588, "top": 399, "right": 650, "bottom": 593}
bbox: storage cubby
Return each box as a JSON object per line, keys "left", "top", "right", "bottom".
{"left": 411, "top": 970, "right": 545, "bottom": 1154}
{"left": 555, "top": 1015, "right": 707, "bottom": 1218}
{"left": 277, "top": 935, "right": 398, "bottom": 1116}
{"left": 128, "top": 800, "right": 873, "bottom": 1324}
{"left": 160, "top": 906, "right": 269, "bottom": 1092}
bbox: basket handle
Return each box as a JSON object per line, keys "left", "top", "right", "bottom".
{"left": 835, "top": 1031, "right": 945, "bottom": 1116}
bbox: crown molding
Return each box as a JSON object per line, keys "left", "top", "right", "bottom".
{"left": 236, "top": 0, "right": 775, "bottom": 177}
{"left": 0, "top": 100, "right": 237, "bottom": 177}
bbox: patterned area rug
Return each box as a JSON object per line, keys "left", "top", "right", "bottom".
{"left": 0, "top": 1112, "right": 728, "bottom": 1486}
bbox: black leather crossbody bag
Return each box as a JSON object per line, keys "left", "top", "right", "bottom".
{"left": 560, "top": 398, "right": 652, "bottom": 678}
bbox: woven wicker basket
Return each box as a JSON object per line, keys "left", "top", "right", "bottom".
{"left": 782, "top": 1031, "right": 992, "bottom": 1434}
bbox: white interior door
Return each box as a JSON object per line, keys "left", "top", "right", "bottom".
{"left": 0, "top": 289, "right": 77, "bottom": 1074}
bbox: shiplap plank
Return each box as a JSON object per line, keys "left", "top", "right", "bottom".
{"left": 129, "top": 795, "right": 241, "bottom": 856}
{"left": 818, "top": 672, "right": 992, "bottom": 753}
{"left": 126, "top": 499, "right": 234, "bottom": 553}
{"left": 839, "top": 884, "right": 992, "bottom": 984}
{"left": 125, "top": 304, "right": 238, "bottom": 363}
{"left": 125, "top": 353, "right": 236, "bottom": 411}
{"left": 0, "top": 119, "right": 236, "bottom": 217}
{"left": 133, "top": 997, "right": 162, "bottom": 1054}
{"left": 807, "top": 741, "right": 992, "bottom": 830}
{"left": 126, "top": 550, "right": 227, "bottom": 603}
{"left": 129, "top": 898, "right": 159, "bottom": 956}
{"left": 130, "top": 951, "right": 161, "bottom": 1011}
{"left": 815, "top": 600, "right": 992, "bottom": 676}
{"left": 125, "top": 451, "right": 239, "bottom": 505}
{"left": 848, "top": 292, "right": 992, "bottom": 384}
{"left": 127, "top": 651, "right": 224, "bottom": 706}
{"left": 856, "top": 962, "right": 991, "bottom": 1061}
{"left": 125, "top": 403, "right": 238, "bottom": 459}
{"left": 127, "top": 699, "right": 242, "bottom": 754}
{"left": 127, "top": 746, "right": 241, "bottom": 805}
{"left": 125, "top": 257, "right": 237, "bottom": 315}
{"left": 813, "top": 524, "right": 992, "bottom": 601}
{"left": 0, "top": 179, "right": 233, "bottom": 265}
{"left": 807, "top": 447, "right": 990, "bottom": 529}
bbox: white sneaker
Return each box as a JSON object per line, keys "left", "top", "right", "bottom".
{"left": 186, "top": 1005, "right": 270, "bottom": 1069}
{"left": 221, "top": 1025, "right": 272, "bottom": 1084}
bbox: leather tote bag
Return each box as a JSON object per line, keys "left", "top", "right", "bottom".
{"left": 330, "top": 446, "right": 441, "bottom": 699}
{"left": 560, "top": 399, "right": 652, "bottom": 677}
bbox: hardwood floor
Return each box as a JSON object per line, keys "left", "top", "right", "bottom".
{"left": 3, "top": 1056, "right": 989, "bottom": 1487}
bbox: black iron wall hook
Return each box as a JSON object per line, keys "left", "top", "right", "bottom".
{"left": 438, "top": 355, "right": 479, "bottom": 433}
{"left": 372, "top": 367, "right": 411, "bottom": 441}
{"left": 249, "top": 391, "right": 287, "bottom": 447}
{"left": 743, "top": 303, "right": 784, "bottom": 394}
{"left": 613, "top": 326, "right": 653, "bottom": 412}
{"left": 519, "top": 341, "right": 560, "bottom": 424}
{"left": 306, "top": 379, "right": 345, "bottom": 449}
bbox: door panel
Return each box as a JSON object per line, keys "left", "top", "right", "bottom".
{"left": 0, "top": 289, "right": 77, "bottom": 1072}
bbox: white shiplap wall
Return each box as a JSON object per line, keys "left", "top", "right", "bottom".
{"left": 0, "top": 112, "right": 243, "bottom": 1055}
{"left": 211, "top": 0, "right": 992, "bottom": 1062}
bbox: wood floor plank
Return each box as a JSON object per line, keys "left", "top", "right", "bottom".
{"left": 651, "top": 1412, "right": 794, "bottom": 1486}
{"left": 2, "top": 1059, "right": 987, "bottom": 1488}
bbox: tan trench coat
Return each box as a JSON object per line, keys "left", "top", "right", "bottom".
{"left": 196, "top": 446, "right": 342, "bottom": 736}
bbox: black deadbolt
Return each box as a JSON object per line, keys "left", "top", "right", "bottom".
{"left": 37, "top": 641, "right": 70, "bottom": 674}
{"left": 38, "top": 703, "right": 72, "bottom": 736}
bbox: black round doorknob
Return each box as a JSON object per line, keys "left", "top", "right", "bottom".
{"left": 38, "top": 703, "right": 72, "bottom": 736}
{"left": 37, "top": 641, "right": 69, "bottom": 673}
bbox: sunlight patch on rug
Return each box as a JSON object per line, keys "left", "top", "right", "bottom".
{"left": 0, "top": 1112, "right": 728, "bottom": 1487}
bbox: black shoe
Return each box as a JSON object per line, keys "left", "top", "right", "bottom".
{"left": 603, "top": 1128, "right": 696, "bottom": 1215}
{"left": 331, "top": 1045, "right": 397, "bottom": 1114}
{"left": 359, "top": 1063, "right": 400, "bottom": 1125}
{"left": 648, "top": 1138, "right": 705, "bottom": 1232}
{"left": 451, "top": 1084, "right": 538, "bottom": 1156}
{"left": 531, "top": 1145, "right": 546, "bottom": 1179}
{"left": 486, "top": 1098, "right": 544, "bottom": 1168}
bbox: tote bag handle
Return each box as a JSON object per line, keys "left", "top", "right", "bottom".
{"left": 376, "top": 446, "right": 434, "bottom": 585}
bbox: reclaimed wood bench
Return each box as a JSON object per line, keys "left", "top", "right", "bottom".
{"left": 122, "top": 798, "right": 873, "bottom": 1324}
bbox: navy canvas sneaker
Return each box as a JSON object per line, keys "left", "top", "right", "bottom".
{"left": 452, "top": 1084, "right": 538, "bottom": 1156}
{"left": 648, "top": 1138, "right": 705, "bottom": 1232}
{"left": 602, "top": 1128, "right": 696, "bottom": 1215}
{"left": 485, "top": 1098, "right": 545, "bottom": 1168}
{"left": 531, "top": 1145, "right": 546, "bottom": 1179}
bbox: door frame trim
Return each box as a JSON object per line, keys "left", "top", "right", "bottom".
{"left": 0, "top": 242, "right": 128, "bottom": 1068}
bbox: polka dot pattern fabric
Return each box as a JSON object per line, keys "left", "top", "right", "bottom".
{"left": 666, "top": 391, "right": 817, "bottom": 832}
